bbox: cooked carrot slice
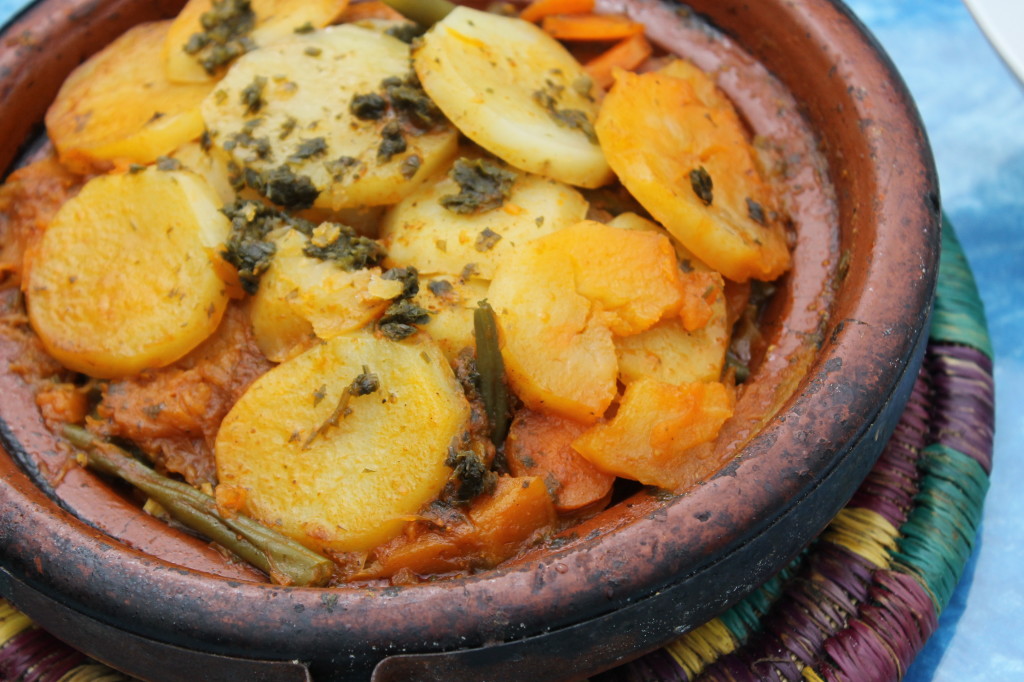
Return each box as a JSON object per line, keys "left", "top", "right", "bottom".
{"left": 542, "top": 14, "right": 644, "bottom": 41}
{"left": 338, "top": 1, "right": 405, "bottom": 22}
{"left": 585, "top": 32, "right": 653, "bottom": 90}
{"left": 506, "top": 409, "right": 616, "bottom": 512}
{"left": 520, "top": 0, "right": 594, "bottom": 23}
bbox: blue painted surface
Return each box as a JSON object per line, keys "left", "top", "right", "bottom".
{"left": 0, "top": 0, "right": 1021, "bottom": 679}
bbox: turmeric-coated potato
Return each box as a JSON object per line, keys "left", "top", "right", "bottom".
{"left": 26, "top": 168, "right": 232, "bottom": 378}
{"left": 573, "top": 377, "right": 734, "bottom": 489}
{"left": 595, "top": 64, "right": 790, "bottom": 282}
{"left": 488, "top": 220, "right": 686, "bottom": 423}
{"left": 45, "top": 21, "right": 214, "bottom": 173}
{"left": 215, "top": 331, "right": 470, "bottom": 555}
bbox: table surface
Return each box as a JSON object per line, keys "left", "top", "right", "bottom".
{"left": 1, "top": 0, "right": 1021, "bottom": 680}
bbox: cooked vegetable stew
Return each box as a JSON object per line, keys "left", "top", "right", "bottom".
{"left": 0, "top": 0, "right": 797, "bottom": 586}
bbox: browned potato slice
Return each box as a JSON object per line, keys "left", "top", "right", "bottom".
{"left": 609, "top": 213, "right": 730, "bottom": 384}
{"left": 165, "top": 0, "right": 350, "bottom": 83}
{"left": 595, "top": 64, "right": 790, "bottom": 282}
{"left": 45, "top": 21, "right": 214, "bottom": 173}
{"left": 26, "top": 168, "right": 232, "bottom": 378}
{"left": 215, "top": 331, "right": 470, "bottom": 555}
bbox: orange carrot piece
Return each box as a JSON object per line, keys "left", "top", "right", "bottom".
{"left": 338, "top": 1, "right": 405, "bottom": 22}
{"left": 541, "top": 14, "right": 645, "bottom": 41}
{"left": 585, "top": 33, "right": 653, "bottom": 90}
{"left": 520, "top": 0, "right": 594, "bottom": 23}
{"left": 506, "top": 409, "right": 616, "bottom": 512}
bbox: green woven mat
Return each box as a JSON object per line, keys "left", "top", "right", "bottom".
{"left": 0, "top": 222, "right": 995, "bottom": 681}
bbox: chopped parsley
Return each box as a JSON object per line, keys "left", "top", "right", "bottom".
{"left": 690, "top": 166, "right": 714, "bottom": 206}
{"left": 377, "top": 121, "right": 407, "bottom": 162}
{"left": 288, "top": 137, "right": 328, "bottom": 162}
{"left": 533, "top": 81, "right": 597, "bottom": 144}
{"left": 182, "top": 0, "right": 256, "bottom": 74}
{"left": 240, "top": 75, "right": 267, "bottom": 114}
{"left": 443, "top": 447, "right": 497, "bottom": 505}
{"left": 303, "top": 366, "right": 380, "bottom": 449}
{"left": 474, "top": 228, "right": 502, "bottom": 252}
{"left": 350, "top": 93, "right": 388, "bottom": 121}
{"left": 746, "top": 197, "right": 766, "bottom": 225}
{"left": 244, "top": 164, "right": 320, "bottom": 210}
{"left": 440, "top": 158, "right": 517, "bottom": 215}
{"left": 301, "top": 222, "right": 385, "bottom": 271}
{"left": 378, "top": 299, "right": 430, "bottom": 341}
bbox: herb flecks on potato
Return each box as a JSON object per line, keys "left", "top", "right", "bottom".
{"left": 201, "top": 25, "right": 459, "bottom": 212}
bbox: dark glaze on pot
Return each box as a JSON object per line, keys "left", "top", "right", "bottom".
{"left": 0, "top": 0, "right": 938, "bottom": 680}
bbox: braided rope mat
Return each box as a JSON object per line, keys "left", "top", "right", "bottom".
{"left": 1, "top": 221, "right": 994, "bottom": 682}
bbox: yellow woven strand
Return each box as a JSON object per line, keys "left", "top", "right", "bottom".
{"left": 0, "top": 599, "right": 34, "bottom": 645}
{"left": 665, "top": 618, "right": 737, "bottom": 678}
{"left": 802, "top": 666, "right": 827, "bottom": 681}
{"left": 820, "top": 507, "right": 899, "bottom": 569}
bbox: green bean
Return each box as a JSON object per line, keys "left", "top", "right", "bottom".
{"left": 381, "top": 0, "right": 455, "bottom": 26}
{"left": 63, "top": 425, "right": 334, "bottom": 587}
{"left": 473, "top": 301, "right": 510, "bottom": 446}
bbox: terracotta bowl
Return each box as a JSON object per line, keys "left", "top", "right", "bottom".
{"left": 0, "top": 0, "right": 938, "bottom": 680}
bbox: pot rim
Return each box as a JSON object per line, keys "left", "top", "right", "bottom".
{"left": 0, "top": 0, "right": 939, "bottom": 674}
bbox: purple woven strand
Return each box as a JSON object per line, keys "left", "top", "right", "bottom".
{"left": 847, "top": 372, "right": 930, "bottom": 527}
{"left": 821, "top": 620, "right": 899, "bottom": 682}
{"left": 698, "top": 544, "right": 877, "bottom": 681}
{"left": 0, "top": 627, "right": 87, "bottom": 682}
{"left": 813, "top": 571, "right": 937, "bottom": 682}
{"left": 926, "top": 344, "right": 995, "bottom": 473}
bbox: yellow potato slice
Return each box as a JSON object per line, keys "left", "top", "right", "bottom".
{"left": 215, "top": 331, "right": 470, "bottom": 555}
{"left": 414, "top": 7, "right": 613, "bottom": 188}
{"left": 412, "top": 277, "right": 490, "bottom": 363}
{"left": 45, "top": 21, "right": 214, "bottom": 173}
{"left": 572, "top": 377, "right": 734, "bottom": 489}
{"left": 595, "top": 65, "right": 790, "bottom": 282}
{"left": 26, "top": 168, "right": 232, "bottom": 378}
{"left": 488, "top": 220, "right": 686, "bottom": 423}
{"left": 171, "top": 141, "right": 239, "bottom": 205}
{"left": 249, "top": 229, "right": 402, "bottom": 362}
{"left": 201, "top": 25, "right": 459, "bottom": 211}
{"left": 609, "top": 212, "right": 729, "bottom": 384}
{"left": 380, "top": 156, "right": 589, "bottom": 280}
{"left": 165, "top": 0, "right": 349, "bottom": 83}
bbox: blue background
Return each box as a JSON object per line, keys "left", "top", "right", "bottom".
{"left": 1, "top": 0, "right": 1021, "bottom": 679}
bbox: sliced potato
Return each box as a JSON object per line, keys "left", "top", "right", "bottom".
{"left": 608, "top": 212, "right": 729, "bottom": 384}
{"left": 380, "top": 156, "right": 589, "bottom": 280}
{"left": 45, "top": 21, "right": 214, "bottom": 173}
{"left": 249, "top": 229, "right": 401, "bottom": 362}
{"left": 595, "top": 65, "right": 790, "bottom": 282}
{"left": 412, "top": 277, "right": 489, "bottom": 363}
{"left": 171, "top": 141, "right": 239, "bottom": 205}
{"left": 165, "top": 0, "right": 349, "bottom": 83}
{"left": 414, "top": 7, "right": 613, "bottom": 188}
{"left": 215, "top": 331, "right": 470, "bottom": 555}
{"left": 488, "top": 220, "right": 686, "bottom": 423}
{"left": 572, "top": 377, "right": 734, "bottom": 489}
{"left": 201, "top": 25, "right": 459, "bottom": 211}
{"left": 26, "top": 168, "right": 232, "bottom": 378}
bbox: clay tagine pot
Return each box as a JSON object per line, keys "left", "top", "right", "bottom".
{"left": 0, "top": 0, "right": 939, "bottom": 680}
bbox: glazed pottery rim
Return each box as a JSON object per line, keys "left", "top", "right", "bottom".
{"left": 0, "top": 0, "right": 939, "bottom": 676}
